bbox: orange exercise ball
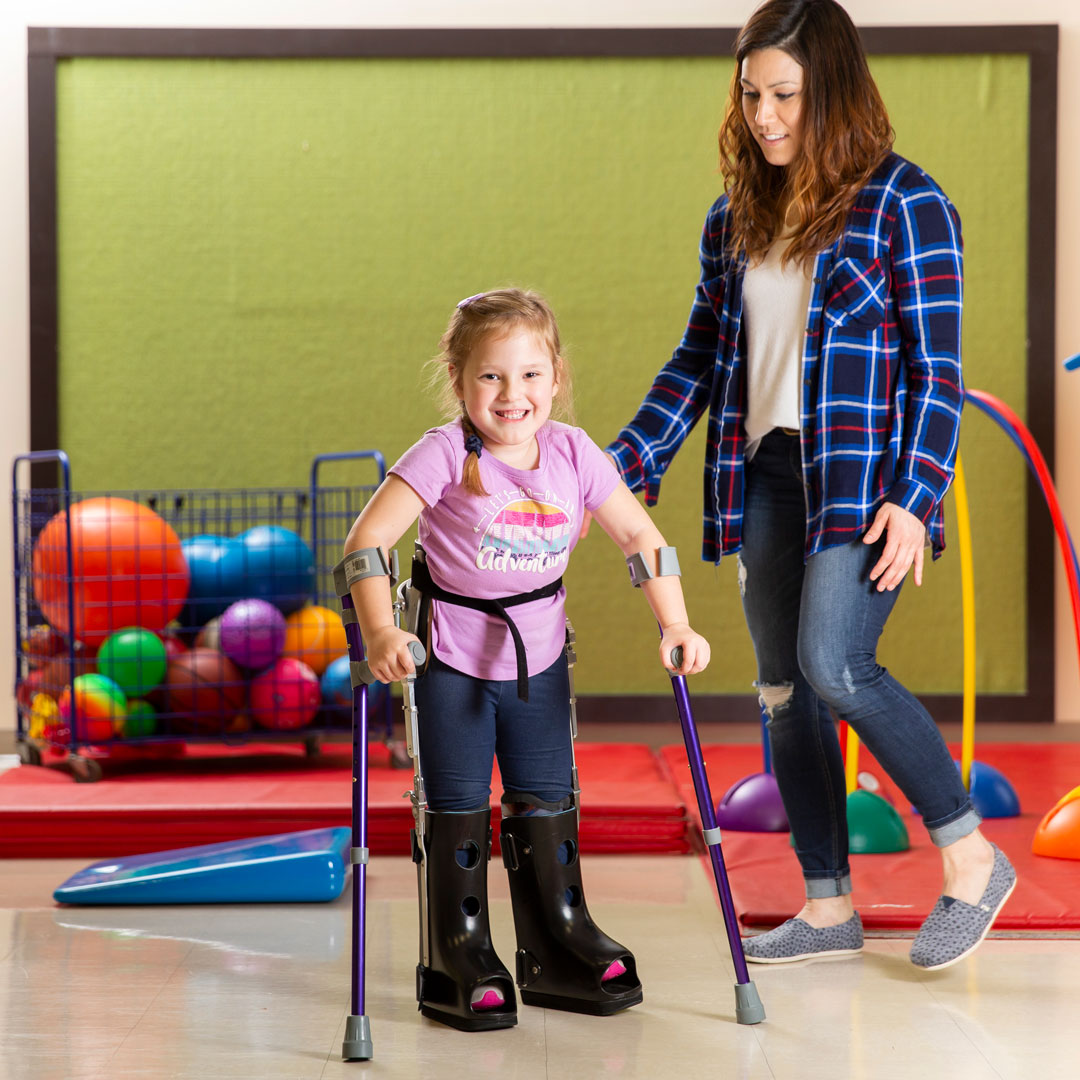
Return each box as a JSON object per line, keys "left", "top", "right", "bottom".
{"left": 32, "top": 497, "right": 189, "bottom": 648}
{"left": 281, "top": 605, "right": 347, "bottom": 676}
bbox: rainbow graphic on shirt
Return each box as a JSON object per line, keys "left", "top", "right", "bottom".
{"left": 475, "top": 498, "right": 572, "bottom": 574}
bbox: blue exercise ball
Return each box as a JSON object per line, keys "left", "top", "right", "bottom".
{"left": 180, "top": 535, "right": 247, "bottom": 629}
{"left": 320, "top": 653, "right": 388, "bottom": 723}
{"left": 238, "top": 525, "right": 315, "bottom": 615}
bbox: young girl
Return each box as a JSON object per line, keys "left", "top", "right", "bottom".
{"left": 345, "top": 288, "right": 709, "bottom": 1032}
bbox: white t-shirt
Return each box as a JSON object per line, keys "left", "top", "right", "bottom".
{"left": 742, "top": 235, "right": 813, "bottom": 458}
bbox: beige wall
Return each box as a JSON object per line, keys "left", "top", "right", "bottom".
{"left": 3, "top": 0, "right": 1077, "bottom": 728}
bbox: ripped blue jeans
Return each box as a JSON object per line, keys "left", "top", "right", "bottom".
{"left": 738, "top": 429, "right": 980, "bottom": 898}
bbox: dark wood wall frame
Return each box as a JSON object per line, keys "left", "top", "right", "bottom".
{"left": 26, "top": 24, "right": 1059, "bottom": 724}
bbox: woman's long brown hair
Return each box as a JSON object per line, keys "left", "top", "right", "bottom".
{"left": 717, "top": 0, "right": 894, "bottom": 266}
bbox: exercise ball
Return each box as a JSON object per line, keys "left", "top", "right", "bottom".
{"left": 17, "top": 651, "right": 95, "bottom": 711}
{"left": 22, "top": 625, "right": 67, "bottom": 666}
{"left": 238, "top": 526, "right": 315, "bottom": 615}
{"left": 320, "top": 653, "right": 353, "bottom": 718}
{"left": 249, "top": 657, "right": 321, "bottom": 730}
{"left": 282, "top": 605, "right": 347, "bottom": 676}
{"left": 194, "top": 616, "right": 223, "bottom": 651}
{"left": 219, "top": 598, "right": 287, "bottom": 670}
{"left": 32, "top": 497, "right": 189, "bottom": 647}
{"left": 123, "top": 699, "right": 158, "bottom": 738}
{"left": 58, "top": 673, "right": 127, "bottom": 743}
{"left": 161, "top": 631, "right": 188, "bottom": 661}
{"left": 179, "top": 534, "right": 246, "bottom": 628}
{"left": 156, "top": 647, "right": 245, "bottom": 735}
{"left": 320, "top": 653, "right": 389, "bottom": 727}
{"left": 97, "top": 628, "right": 167, "bottom": 698}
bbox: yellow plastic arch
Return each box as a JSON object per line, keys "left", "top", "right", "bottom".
{"left": 954, "top": 452, "right": 977, "bottom": 791}
{"left": 844, "top": 451, "right": 976, "bottom": 793}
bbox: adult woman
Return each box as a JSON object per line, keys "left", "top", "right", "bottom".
{"left": 606, "top": 0, "right": 1015, "bottom": 969}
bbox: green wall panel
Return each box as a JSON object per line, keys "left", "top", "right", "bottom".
{"left": 55, "top": 53, "right": 1029, "bottom": 695}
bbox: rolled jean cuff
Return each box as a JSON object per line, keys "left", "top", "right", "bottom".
{"left": 804, "top": 872, "right": 852, "bottom": 899}
{"left": 926, "top": 806, "right": 983, "bottom": 848}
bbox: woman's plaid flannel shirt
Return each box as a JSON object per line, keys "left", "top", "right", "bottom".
{"left": 608, "top": 152, "right": 964, "bottom": 564}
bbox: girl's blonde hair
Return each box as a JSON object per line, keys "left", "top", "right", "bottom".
{"left": 429, "top": 288, "right": 573, "bottom": 496}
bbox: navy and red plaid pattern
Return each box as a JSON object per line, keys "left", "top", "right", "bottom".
{"left": 608, "top": 152, "right": 963, "bottom": 563}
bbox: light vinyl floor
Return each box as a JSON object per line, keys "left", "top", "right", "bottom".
{"left": 2, "top": 852, "right": 1077, "bottom": 1080}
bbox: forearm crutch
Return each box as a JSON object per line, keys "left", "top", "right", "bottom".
{"left": 334, "top": 552, "right": 426, "bottom": 1061}
{"left": 670, "top": 644, "right": 765, "bottom": 1026}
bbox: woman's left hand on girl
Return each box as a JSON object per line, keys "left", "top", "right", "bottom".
{"left": 863, "top": 503, "right": 927, "bottom": 591}
{"left": 660, "top": 625, "right": 711, "bottom": 675}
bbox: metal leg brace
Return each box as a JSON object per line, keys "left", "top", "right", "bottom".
{"left": 669, "top": 645, "right": 766, "bottom": 1025}
{"left": 396, "top": 557, "right": 515, "bottom": 1033}
{"left": 565, "top": 621, "right": 582, "bottom": 820}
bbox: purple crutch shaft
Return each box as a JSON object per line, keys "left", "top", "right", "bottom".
{"left": 342, "top": 596, "right": 370, "bottom": 1017}
{"left": 669, "top": 672, "right": 752, "bottom": 985}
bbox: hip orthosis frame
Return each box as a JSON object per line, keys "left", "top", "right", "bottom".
{"left": 344, "top": 542, "right": 642, "bottom": 1033}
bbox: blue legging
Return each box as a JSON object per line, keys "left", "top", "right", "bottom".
{"left": 413, "top": 652, "right": 574, "bottom": 812}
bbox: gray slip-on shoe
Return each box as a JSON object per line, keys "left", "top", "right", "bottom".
{"left": 743, "top": 911, "right": 863, "bottom": 964}
{"left": 910, "top": 843, "right": 1017, "bottom": 971}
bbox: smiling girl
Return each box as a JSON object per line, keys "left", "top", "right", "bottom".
{"left": 344, "top": 287, "right": 708, "bottom": 1032}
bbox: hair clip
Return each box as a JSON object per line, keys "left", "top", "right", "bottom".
{"left": 457, "top": 293, "right": 485, "bottom": 309}
{"left": 464, "top": 433, "right": 484, "bottom": 457}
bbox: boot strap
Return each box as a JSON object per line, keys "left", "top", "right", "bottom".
{"left": 501, "top": 831, "right": 533, "bottom": 871}
{"left": 516, "top": 949, "right": 543, "bottom": 987}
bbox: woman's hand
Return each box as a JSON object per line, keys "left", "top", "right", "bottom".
{"left": 863, "top": 503, "right": 927, "bottom": 591}
{"left": 660, "top": 624, "right": 711, "bottom": 675}
{"left": 364, "top": 625, "right": 424, "bottom": 683}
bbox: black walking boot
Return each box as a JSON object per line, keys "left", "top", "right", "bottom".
{"left": 501, "top": 808, "right": 643, "bottom": 1015}
{"left": 415, "top": 808, "right": 517, "bottom": 1031}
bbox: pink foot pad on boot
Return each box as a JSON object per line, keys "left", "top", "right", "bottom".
{"left": 601, "top": 960, "right": 627, "bottom": 982}
{"left": 470, "top": 987, "right": 506, "bottom": 1011}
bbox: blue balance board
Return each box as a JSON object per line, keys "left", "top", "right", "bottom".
{"left": 53, "top": 826, "right": 352, "bottom": 905}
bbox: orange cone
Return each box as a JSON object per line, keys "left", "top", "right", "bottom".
{"left": 1033, "top": 785, "right": 1080, "bottom": 860}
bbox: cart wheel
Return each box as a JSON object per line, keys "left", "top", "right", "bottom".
{"left": 16, "top": 741, "right": 42, "bottom": 767}
{"left": 388, "top": 739, "right": 411, "bottom": 770}
{"left": 69, "top": 755, "right": 103, "bottom": 783}
{"left": 303, "top": 735, "right": 321, "bottom": 758}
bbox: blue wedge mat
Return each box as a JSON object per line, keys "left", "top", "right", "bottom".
{"left": 53, "top": 826, "right": 352, "bottom": 905}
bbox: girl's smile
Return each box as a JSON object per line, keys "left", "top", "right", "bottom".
{"left": 452, "top": 328, "right": 561, "bottom": 469}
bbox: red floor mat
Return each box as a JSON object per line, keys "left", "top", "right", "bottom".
{"left": 659, "top": 741, "right": 1080, "bottom": 931}
{"left": 0, "top": 741, "right": 689, "bottom": 858}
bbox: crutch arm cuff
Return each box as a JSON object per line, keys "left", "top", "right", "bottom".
{"left": 334, "top": 547, "right": 391, "bottom": 594}
{"left": 626, "top": 546, "right": 681, "bottom": 587}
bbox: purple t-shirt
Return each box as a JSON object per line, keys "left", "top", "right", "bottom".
{"left": 389, "top": 419, "right": 620, "bottom": 682}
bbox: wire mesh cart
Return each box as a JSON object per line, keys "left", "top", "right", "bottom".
{"left": 11, "top": 450, "right": 393, "bottom": 782}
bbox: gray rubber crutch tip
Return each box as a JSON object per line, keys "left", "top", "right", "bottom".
{"left": 342, "top": 1014, "right": 373, "bottom": 1061}
{"left": 734, "top": 981, "right": 766, "bottom": 1025}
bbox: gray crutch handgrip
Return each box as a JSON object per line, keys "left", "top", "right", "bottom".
{"left": 353, "top": 640, "right": 427, "bottom": 686}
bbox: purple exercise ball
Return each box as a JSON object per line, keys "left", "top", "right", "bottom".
{"left": 219, "top": 598, "right": 287, "bottom": 670}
